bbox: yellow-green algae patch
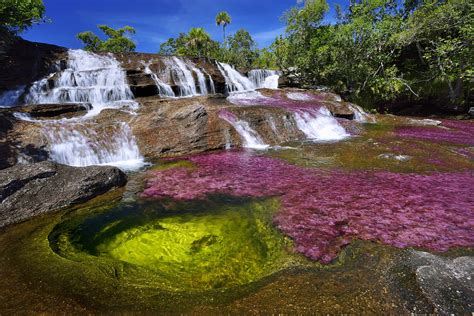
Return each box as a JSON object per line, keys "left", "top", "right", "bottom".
{"left": 49, "top": 196, "right": 296, "bottom": 291}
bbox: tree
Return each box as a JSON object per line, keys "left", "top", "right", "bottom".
{"left": 0, "top": 0, "right": 45, "bottom": 33}
{"left": 159, "top": 28, "right": 220, "bottom": 59}
{"left": 215, "top": 11, "right": 232, "bottom": 44}
{"left": 225, "top": 29, "right": 258, "bottom": 69}
{"left": 186, "top": 27, "right": 213, "bottom": 57}
{"left": 76, "top": 25, "right": 136, "bottom": 53}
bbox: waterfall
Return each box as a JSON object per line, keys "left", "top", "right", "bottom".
{"left": 216, "top": 62, "right": 255, "bottom": 93}
{"left": 43, "top": 121, "right": 145, "bottom": 171}
{"left": 248, "top": 69, "right": 280, "bottom": 89}
{"left": 208, "top": 75, "right": 216, "bottom": 94}
{"left": 0, "top": 86, "right": 26, "bottom": 107}
{"left": 165, "top": 57, "right": 198, "bottom": 97}
{"left": 219, "top": 110, "right": 269, "bottom": 150}
{"left": 143, "top": 63, "right": 175, "bottom": 98}
{"left": 189, "top": 64, "right": 208, "bottom": 95}
{"left": 14, "top": 49, "right": 145, "bottom": 171}
{"left": 294, "top": 107, "right": 349, "bottom": 141}
{"left": 348, "top": 104, "right": 376, "bottom": 123}
{"left": 25, "top": 49, "right": 138, "bottom": 117}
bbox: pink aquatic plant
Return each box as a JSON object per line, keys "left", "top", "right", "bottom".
{"left": 396, "top": 120, "right": 474, "bottom": 145}
{"left": 142, "top": 151, "right": 474, "bottom": 263}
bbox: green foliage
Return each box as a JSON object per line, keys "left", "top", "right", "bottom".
{"left": 0, "top": 0, "right": 45, "bottom": 33}
{"left": 274, "top": 0, "right": 473, "bottom": 108}
{"left": 76, "top": 25, "right": 136, "bottom": 53}
{"left": 215, "top": 11, "right": 232, "bottom": 43}
{"left": 159, "top": 27, "right": 219, "bottom": 58}
{"left": 223, "top": 29, "right": 258, "bottom": 69}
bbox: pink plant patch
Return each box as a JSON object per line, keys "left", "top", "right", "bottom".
{"left": 396, "top": 120, "right": 474, "bottom": 145}
{"left": 142, "top": 151, "right": 474, "bottom": 263}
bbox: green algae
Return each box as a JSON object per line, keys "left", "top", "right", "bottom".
{"left": 49, "top": 196, "right": 295, "bottom": 292}
{"left": 148, "top": 159, "right": 195, "bottom": 171}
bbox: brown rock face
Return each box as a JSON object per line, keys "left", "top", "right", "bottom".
{"left": 0, "top": 161, "right": 127, "bottom": 228}
{"left": 0, "top": 38, "right": 66, "bottom": 92}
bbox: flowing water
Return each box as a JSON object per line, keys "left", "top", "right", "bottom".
{"left": 25, "top": 49, "right": 138, "bottom": 117}
{"left": 248, "top": 69, "right": 281, "bottom": 89}
{"left": 143, "top": 63, "right": 175, "bottom": 98}
{"left": 219, "top": 110, "right": 270, "bottom": 149}
{"left": 293, "top": 107, "right": 350, "bottom": 141}
{"left": 0, "top": 85, "right": 26, "bottom": 107}
{"left": 217, "top": 62, "right": 256, "bottom": 93}
{"left": 43, "top": 122, "right": 144, "bottom": 171}
{"left": 14, "top": 49, "right": 145, "bottom": 171}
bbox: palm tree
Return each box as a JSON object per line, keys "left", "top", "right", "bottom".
{"left": 215, "top": 11, "right": 231, "bottom": 45}
{"left": 186, "top": 27, "right": 211, "bottom": 57}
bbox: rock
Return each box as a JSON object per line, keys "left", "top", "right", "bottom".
{"left": 408, "top": 118, "right": 442, "bottom": 126}
{"left": 0, "top": 162, "right": 127, "bottom": 228}
{"left": 403, "top": 251, "right": 474, "bottom": 314}
{"left": 0, "top": 38, "right": 66, "bottom": 92}
{"left": 10, "top": 103, "right": 90, "bottom": 118}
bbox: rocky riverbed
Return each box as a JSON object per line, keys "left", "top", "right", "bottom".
{"left": 0, "top": 39, "right": 472, "bottom": 314}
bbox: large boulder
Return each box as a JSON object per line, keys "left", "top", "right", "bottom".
{"left": 0, "top": 162, "right": 127, "bottom": 228}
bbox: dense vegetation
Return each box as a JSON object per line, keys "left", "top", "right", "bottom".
{"left": 76, "top": 25, "right": 136, "bottom": 53}
{"left": 0, "top": 0, "right": 45, "bottom": 33}
{"left": 272, "top": 0, "right": 473, "bottom": 109}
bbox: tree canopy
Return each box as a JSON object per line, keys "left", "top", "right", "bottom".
{"left": 216, "top": 11, "right": 232, "bottom": 43}
{"left": 272, "top": 0, "right": 473, "bottom": 109}
{"left": 77, "top": 25, "right": 136, "bottom": 53}
{"left": 0, "top": 0, "right": 45, "bottom": 33}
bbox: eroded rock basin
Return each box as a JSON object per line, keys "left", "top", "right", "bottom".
{"left": 0, "top": 116, "right": 472, "bottom": 313}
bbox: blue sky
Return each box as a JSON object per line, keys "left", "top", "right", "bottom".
{"left": 23, "top": 0, "right": 343, "bottom": 53}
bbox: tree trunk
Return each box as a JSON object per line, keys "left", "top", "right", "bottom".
{"left": 223, "top": 26, "right": 226, "bottom": 47}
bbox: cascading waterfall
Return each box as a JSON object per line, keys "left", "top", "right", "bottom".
{"left": 43, "top": 121, "right": 144, "bottom": 171}
{"left": 25, "top": 49, "right": 138, "bottom": 117}
{"left": 188, "top": 63, "right": 209, "bottom": 95}
{"left": 294, "top": 107, "right": 349, "bottom": 141}
{"left": 248, "top": 69, "right": 280, "bottom": 89}
{"left": 208, "top": 75, "right": 216, "bottom": 94}
{"left": 143, "top": 63, "right": 175, "bottom": 98}
{"left": 148, "top": 57, "right": 214, "bottom": 97}
{"left": 217, "top": 62, "right": 255, "bottom": 93}
{"left": 15, "top": 49, "right": 145, "bottom": 171}
{"left": 219, "top": 110, "right": 269, "bottom": 150}
{"left": 163, "top": 57, "right": 198, "bottom": 97}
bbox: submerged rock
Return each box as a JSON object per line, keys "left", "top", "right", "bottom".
{"left": 0, "top": 161, "right": 127, "bottom": 228}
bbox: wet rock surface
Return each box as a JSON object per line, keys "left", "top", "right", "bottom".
{"left": 395, "top": 251, "right": 474, "bottom": 314}
{"left": 0, "top": 162, "right": 127, "bottom": 228}
{"left": 10, "top": 103, "right": 90, "bottom": 118}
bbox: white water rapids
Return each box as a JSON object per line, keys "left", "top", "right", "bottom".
{"left": 17, "top": 49, "right": 145, "bottom": 171}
